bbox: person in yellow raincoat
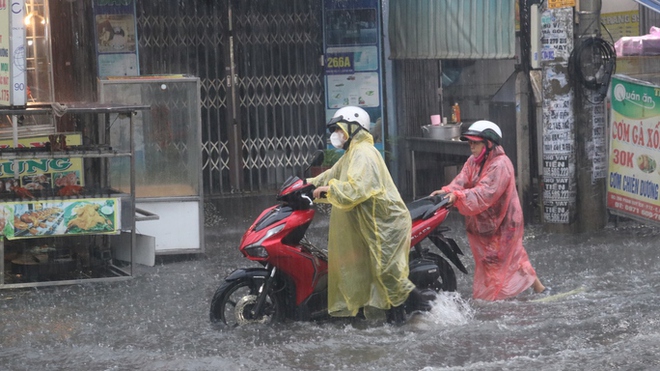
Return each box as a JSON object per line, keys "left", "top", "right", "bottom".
{"left": 309, "top": 106, "right": 418, "bottom": 321}
{"left": 431, "top": 120, "right": 548, "bottom": 301}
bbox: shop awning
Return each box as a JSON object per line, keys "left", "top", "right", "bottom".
{"left": 635, "top": 0, "right": 660, "bottom": 13}
{"left": 388, "top": 0, "right": 516, "bottom": 60}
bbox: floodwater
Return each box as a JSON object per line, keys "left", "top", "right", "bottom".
{"left": 2, "top": 197, "right": 660, "bottom": 371}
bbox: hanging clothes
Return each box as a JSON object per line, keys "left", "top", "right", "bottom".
{"left": 442, "top": 145, "right": 537, "bottom": 300}
{"left": 308, "top": 125, "right": 414, "bottom": 318}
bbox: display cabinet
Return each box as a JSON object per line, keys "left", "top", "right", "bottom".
{"left": 0, "top": 103, "right": 149, "bottom": 288}
{"left": 99, "top": 76, "right": 204, "bottom": 255}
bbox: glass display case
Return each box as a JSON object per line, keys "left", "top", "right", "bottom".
{"left": 0, "top": 103, "right": 149, "bottom": 288}
{"left": 99, "top": 76, "right": 204, "bottom": 255}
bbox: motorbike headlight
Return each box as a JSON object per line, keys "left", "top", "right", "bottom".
{"left": 244, "top": 224, "right": 285, "bottom": 258}
{"left": 244, "top": 245, "right": 269, "bottom": 258}
{"left": 263, "top": 223, "right": 285, "bottom": 240}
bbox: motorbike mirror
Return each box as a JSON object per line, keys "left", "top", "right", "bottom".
{"left": 304, "top": 150, "right": 325, "bottom": 178}
{"left": 309, "top": 150, "right": 324, "bottom": 167}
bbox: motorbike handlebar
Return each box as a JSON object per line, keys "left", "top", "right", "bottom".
{"left": 417, "top": 193, "right": 449, "bottom": 206}
{"left": 431, "top": 194, "right": 449, "bottom": 207}
{"left": 307, "top": 184, "right": 327, "bottom": 200}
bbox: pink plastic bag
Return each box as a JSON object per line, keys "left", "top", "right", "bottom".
{"left": 615, "top": 27, "right": 660, "bottom": 57}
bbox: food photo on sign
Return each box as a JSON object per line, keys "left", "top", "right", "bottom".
{"left": 4, "top": 199, "right": 119, "bottom": 239}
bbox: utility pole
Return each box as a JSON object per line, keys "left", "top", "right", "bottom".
{"left": 539, "top": 4, "right": 576, "bottom": 234}
{"left": 540, "top": 0, "right": 609, "bottom": 233}
{"left": 574, "top": 0, "right": 608, "bottom": 231}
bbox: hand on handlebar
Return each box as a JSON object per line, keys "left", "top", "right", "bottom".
{"left": 313, "top": 186, "right": 329, "bottom": 199}
{"left": 430, "top": 190, "right": 445, "bottom": 198}
{"left": 430, "top": 189, "right": 456, "bottom": 207}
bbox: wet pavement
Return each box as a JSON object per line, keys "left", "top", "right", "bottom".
{"left": 2, "top": 195, "right": 660, "bottom": 370}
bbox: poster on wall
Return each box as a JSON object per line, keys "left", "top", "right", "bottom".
{"left": 607, "top": 75, "right": 660, "bottom": 225}
{"left": 540, "top": 7, "right": 573, "bottom": 63}
{"left": 323, "top": 0, "right": 384, "bottom": 149}
{"left": 93, "top": 0, "right": 139, "bottom": 77}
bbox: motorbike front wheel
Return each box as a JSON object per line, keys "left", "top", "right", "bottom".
{"left": 209, "top": 278, "right": 283, "bottom": 327}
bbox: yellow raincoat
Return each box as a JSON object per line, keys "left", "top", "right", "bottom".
{"left": 308, "top": 125, "right": 414, "bottom": 318}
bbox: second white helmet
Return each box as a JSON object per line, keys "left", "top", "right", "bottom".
{"left": 460, "top": 120, "right": 502, "bottom": 144}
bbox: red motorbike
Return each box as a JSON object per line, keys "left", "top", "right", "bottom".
{"left": 209, "top": 176, "right": 467, "bottom": 327}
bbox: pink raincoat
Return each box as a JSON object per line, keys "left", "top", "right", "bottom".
{"left": 442, "top": 146, "right": 537, "bottom": 300}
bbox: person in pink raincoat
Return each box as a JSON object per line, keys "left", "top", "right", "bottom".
{"left": 430, "top": 120, "right": 548, "bottom": 300}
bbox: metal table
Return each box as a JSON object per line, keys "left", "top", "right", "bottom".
{"left": 407, "top": 137, "right": 471, "bottom": 199}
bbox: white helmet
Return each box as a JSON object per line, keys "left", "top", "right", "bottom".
{"left": 327, "top": 106, "right": 370, "bottom": 132}
{"left": 460, "top": 120, "right": 502, "bottom": 145}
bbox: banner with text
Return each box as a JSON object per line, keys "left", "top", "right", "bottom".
{"left": 607, "top": 75, "right": 660, "bottom": 225}
{"left": 0, "top": 133, "right": 84, "bottom": 192}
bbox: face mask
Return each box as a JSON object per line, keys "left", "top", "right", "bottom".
{"left": 474, "top": 144, "right": 487, "bottom": 164}
{"left": 330, "top": 132, "right": 346, "bottom": 149}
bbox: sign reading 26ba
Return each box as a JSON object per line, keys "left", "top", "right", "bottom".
{"left": 325, "top": 53, "right": 354, "bottom": 75}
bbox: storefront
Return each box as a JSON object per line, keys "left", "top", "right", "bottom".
{"left": 386, "top": 0, "right": 525, "bottom": 203}
{"left": 0, "top": 2, "right": 204, "bottom": 287}
{"left": 0, "top": 103, "right": 149, "bottom": 288}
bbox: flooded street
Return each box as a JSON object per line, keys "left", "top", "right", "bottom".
{"left": 2, "top": 197, "right": 660, "bottom": 370}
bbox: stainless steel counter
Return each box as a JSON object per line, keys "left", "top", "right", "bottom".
{"left": 406, "top": 137, "right": 471, "bottom": 198}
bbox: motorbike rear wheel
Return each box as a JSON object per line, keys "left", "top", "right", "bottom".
{"left": 209, "top": 278, "right": 283, "bottom": 327}
{"left": 427, "top": 253, "right": 457, "bottom": 292}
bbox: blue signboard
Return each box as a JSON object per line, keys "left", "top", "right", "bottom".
{"left": 323, "top": 0, "right": 384, "bottom": 149}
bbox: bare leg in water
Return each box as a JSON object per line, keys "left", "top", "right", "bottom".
{"left": 531, "top": 278, "right": 547, "bottom": 293}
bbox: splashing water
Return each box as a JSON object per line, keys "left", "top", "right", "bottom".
{"left": 409, "top": 291, "right": 475, "bottom": 330}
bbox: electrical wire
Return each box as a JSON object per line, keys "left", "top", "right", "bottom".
{"left": 568, "top": 36, "right": 616, "bottom": 104}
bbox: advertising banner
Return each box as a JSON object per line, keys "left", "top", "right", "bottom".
{"left": 1, "top": 198, "right": 120, "bottom": 240}
{"left": 607, "top": 75, "right": 660, "bottom": 225}
{"left": 0, "top": 133, "right": 84, "bottom": 192}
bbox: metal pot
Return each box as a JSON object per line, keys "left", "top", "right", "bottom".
{"left": 421, "top": 123, "right": 462, "bottom": 140}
